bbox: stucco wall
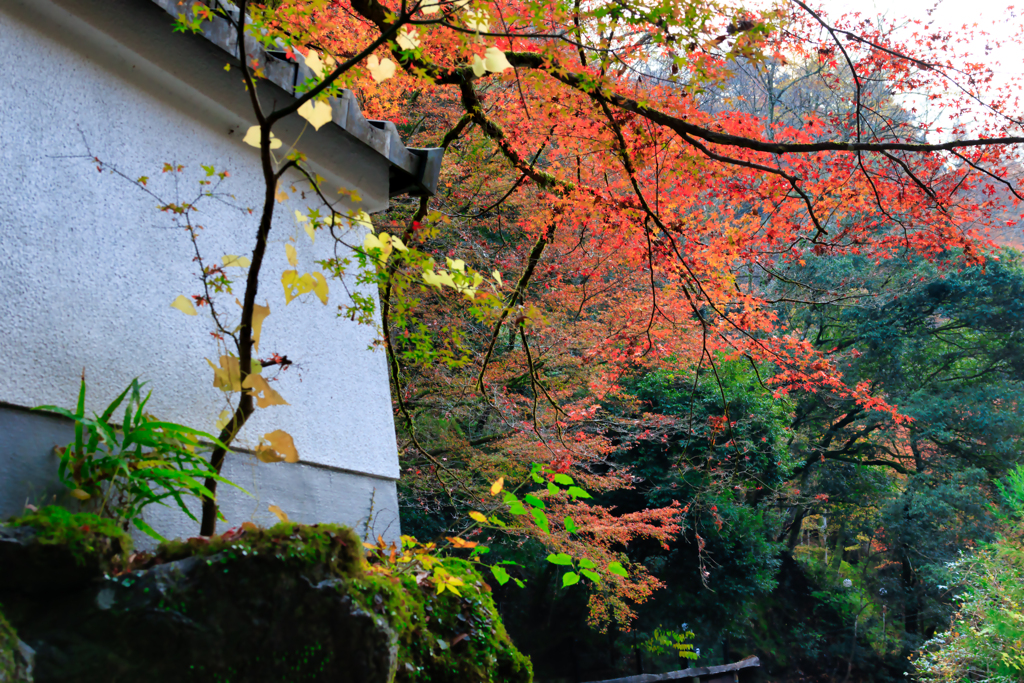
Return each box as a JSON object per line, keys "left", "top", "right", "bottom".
{"left": 0, "top": 0, "right": 402, "bottom": 540}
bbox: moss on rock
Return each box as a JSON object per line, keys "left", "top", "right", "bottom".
{"left": 1, "top": 507, "right": 131, "bottom": 593}
{"left": 349, "top": 560, "right": 532, "bottom": 683}
{"left": 7, "top": 506, "right": 131, "bottom": 567}
{"left": 156, "top": 521, "right": 364, "bottom": 579}
{"left": 0, "top": 607, "right": 33, "bottom": 682}
{"left": 154, "top": 524, "right": 530, "bottom": 683}
{"left": 1, "top": 516, "right": 530, "bottom": 683}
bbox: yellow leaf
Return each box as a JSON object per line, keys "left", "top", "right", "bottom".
{"left": 268, "top": 504, "right": 290, "bottom": 523}
{"left": 422, "top": 269, "right": 444, "bottom": 289}
{"left": 469, "top": 511, "right": 488, "bottom": 523}
{"left": 311, "top": 272, "right": 329, "bottom": 305}
{"left": 171, "top": 295, "right": 197, "bottom": 316}
{"left": 446, "top": 258, "right": 466, "bottom": 273}
{"left": 282, "top": 270, "right": 316, "bottom": 304}
{"left": 471, "top": 54, "right": 486, "bottom": 77}
{"left": 222, "top": 255, "right": 251, "bottom": 268}
{"left": 304, "top": 222, "right": 316, "bottom": 243}
{"left": 490, "top": 477, "right": 504, "bottom": 495}
{"left": 363, "top": 232, "right": 393, "bottom": 264}
{"left": 464, "top": 8, "right": 490, "bottom": 32}
{"left": 492, "top": 270, "right": 503, "bottom": 286}
{"left": 282, "top": 270, "right": 299, "bottom": 304}
{"left": 242, "top": 374, "right": 289, "bottom": 408}
{"left": 352, "top": 210, "right": 373, "bottom": 231}
{"left": 256, "top": 445, "right": 285, "bottom": 463}
{"left": 214, "top": 409, "right": 231, "bottom": 432}
{"left": 419, "top": 0, "right": 440, "bottom": 13}
{"left": 396, "top": 27, "right": 420, "bottom": 51}
{"left": 70, "top": 488, "right": 91, "bottom": 501}
{"left": 242, "top": 125, "right": 283, "bottom": 150}
{"left": 294, "top": 209, "right": 308, "bottom": 223}
{"left": 134, "top": 460, "right": 171, "bottom": 470}
{"left": 207, "top": 355, "right": 242, "bottom": 392}
{"left": 304, "top": 49, "right": 327, "bottom": 77}
{"left": 252, "top": 302, "right": 270, "bottom": 353}
{"left": 263, "top": 429, "right": 299, "bottom": 463}
{"left": 483, "top": 46, "right": 512, "bottom": 73}
{"left": 392, "top": 235, "right": 408, "bottom": 252}
{"left": 446, "top": 536, "right": 478, "bottom": 548}
{"left": 298, "top": 98, "right": 333, "bottom": 131}
{"left": 285, "top": 243, "right": 298, "bottom": 267}
{"left": 366, "top": 55, "right": 396, "bottom": 83}
{"left": 276, "top": 189, "right": 289, "bottom": 203}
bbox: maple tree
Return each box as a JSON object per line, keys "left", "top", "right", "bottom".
{"left": 173, "top": 0, "right": 1024, "bottom": 631}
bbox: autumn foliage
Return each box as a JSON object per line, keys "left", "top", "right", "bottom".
{"left": 184, "top": 0, "right": 1024, "bottom": 629}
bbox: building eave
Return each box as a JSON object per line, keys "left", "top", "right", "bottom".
{"left": 42, "top": 0, "right": 442, "bottom": 201}
{"left": 150, "top": 0, "right": 443, "bottom": 199}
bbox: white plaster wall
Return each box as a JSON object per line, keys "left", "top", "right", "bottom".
{"left": 0, "top": 2, "right": 400, "bottom": 480}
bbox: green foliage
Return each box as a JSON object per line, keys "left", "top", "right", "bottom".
{"left": 0, "top": 608, "right": 30, "bottom": 683}
{"left": 914, "top": 464, "right": 1024, "bottom": 682}
{"left": 34, "top": 377, "right": 245, "bottom": 540}
{"left": 641, "top": 626, "right": 698, "bottom": 660}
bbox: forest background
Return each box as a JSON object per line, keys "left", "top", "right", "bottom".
{"left": 172, "top": 0, "right": 1024, "bottom": 679}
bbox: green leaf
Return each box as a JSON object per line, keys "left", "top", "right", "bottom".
{"left": 513, "top": 578, "right": 525, "bottom": 588}
{"left": 562, "top": 572, "right": 580, "bottom": 588}
{"left": 607, "top": 561, "right": 629, "bottom": 577}
{"left": 564, "top": 517, "right": 579, "bottom": 533}
{"left": 470, "top": 545, "right": 490, "bottom": 557}
{"left": 490, "top": 565, "right": 511, "bottom": 585}
{"left": 547, "top": 553, "right": 574, "bottom": 566}
{"left": 531, "top": 472, "right": 544, "bottom": 484}
{"left": 553, "top": 473, "right": 574, "bottom": 485}
{"left": 503, "top": 491, "right": 519, "bottom": 504}
{"left": 547, "top": 481, "right": 559, "bottom": 495}
{"left": 531, "top": 508, "right": 549, "bottom": 533}
{"left": 579, "top": 558, "right": 596, "bottom": 569}
{"left": 508, "top": 501, "right": 527, "bottom": 515}
{"left": 132, "top": 517, "right": 166, "bottom": 542}
{"left": 524, "top": 494, "right": 545, "bottom": 509}
{"left": 567, "top": 486, "right": 592, "bottom": 499}
{"left": 581, "top": 569, "right": 601, "bottom": 583}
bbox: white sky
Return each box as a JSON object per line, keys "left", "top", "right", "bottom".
{"left": 816, "top": 0, "right": 1023, "bottom": 136}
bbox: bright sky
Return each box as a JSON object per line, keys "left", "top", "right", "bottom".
{"left": 823, "top": 0, "right": 1020, "bottom": 70}
{"left": 817, "top": 0, "right": 1023, "bottom": 136}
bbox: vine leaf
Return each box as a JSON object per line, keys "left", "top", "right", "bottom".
{"left": 367, "top": 55, "right": 396, "bottom": 83}
{"left": 242, "top": 126, "right": 282, "bottom": 150}
{"left": 268, "top": 504, "right": 290, "bottom": 522}
{"left": 298, "top": 99, "right": 333, "bottom": 131}
{"left": 252, "top": 303, "right": 270, "bottom": 353}
{"left": 222, "top": 255, "right": 251, "bottom": 268}
{"left": 171, "top": 295, "right": 197, "bottom": 316}
{"left": 607, "top": 562, "right": 629, "bottom": 578}
{"left": 243, "top": 374, "right": 289, "bottom": 408}
{"left": 208, "top": 356, "right": 242, "bottom": 392}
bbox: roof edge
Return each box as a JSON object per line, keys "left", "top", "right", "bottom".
{"left": 152, "top": 0, "right": 441, "bottom": 199}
